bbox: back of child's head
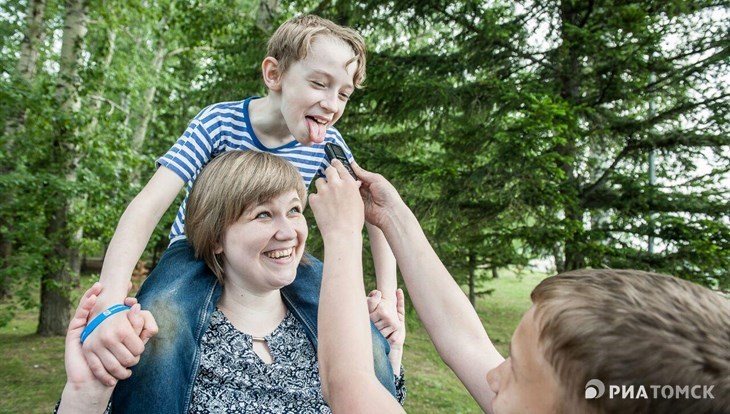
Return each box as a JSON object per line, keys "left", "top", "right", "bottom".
{"left": 267, "top": 14, "right": 366, "bottom": 88}
{"left": 185, "top": 151, "right": 306, "bottom": 283}
{"left": 530, "top": 269, "right": 729, "bottom": 414}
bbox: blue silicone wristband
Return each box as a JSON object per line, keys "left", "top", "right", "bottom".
{"left": 80, "top": 304, "right": 131, "bottom": 344}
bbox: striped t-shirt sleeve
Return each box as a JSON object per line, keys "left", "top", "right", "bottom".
{"left": 157, "top": 117, "right": 215, "bottom": 184}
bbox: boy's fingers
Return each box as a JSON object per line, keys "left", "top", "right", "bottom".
{"left": 379, "top": 325, "right": 396, "bottom": 338}
{"left": 124, "top": 296, "right": 138, "bottom": 307}
{"left": 139, "top": 311, "right": 159, "bottom": 344}
{"left": 108, "top": 340, "right": 140, "bottom": 368}
{"left": 97, "top": 347, "right": 132, "bottom": 380}
{"left": 121, "top": 333, "right": 145, "bottom": 359}
{"left": 367, "top": 290, "right": 382, "bottom": 313}
{"left": 127, "top": 304, "right": 144, "bottom": 335}
{"left": 396, "top": 288, "right": 405, "bottom": 316}
{"left": 86, "top": 352, "right": 118, "bottom": 386}
{"left": 374, "top": 319, "right": 390, "bottom": 330}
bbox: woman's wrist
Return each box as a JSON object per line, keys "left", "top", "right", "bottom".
{"left": 59, "top": 381, "right": 114, "bottom": 414}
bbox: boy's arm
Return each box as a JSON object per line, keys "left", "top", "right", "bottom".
{"left": 367, "top": 223, "right": 396, "bottom": 294}
{"left": 366, "top": 223, "right": 400, "bottom": 338}
{"left": 83, "top": 166, "right": 184, "bottom": 384}
{"left": 311, "top": 162, "right": 404, "bottom": 414}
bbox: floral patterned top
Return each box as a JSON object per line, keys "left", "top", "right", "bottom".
{"left": 188, "top": 308, "right": 406, "bottom": 413}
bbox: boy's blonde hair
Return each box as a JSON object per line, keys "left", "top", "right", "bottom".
{"left": 531, "top": 269, "right": 730, "bottom": 414}
{"left": 267, "top": 15, "right": 366, "bottom": 88}
{"left": 185, "top": 151, "right": 307, "bottom": 284}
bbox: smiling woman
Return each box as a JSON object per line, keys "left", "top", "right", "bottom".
{"left": 55, "top": 150, "right": 406, "bottom": 414}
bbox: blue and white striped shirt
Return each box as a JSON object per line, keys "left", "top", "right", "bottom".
{"left": 157, "top": 97, "right": 355, "bottom": 244}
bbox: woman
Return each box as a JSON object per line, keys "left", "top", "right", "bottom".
{"left": 58, "top": 151, "right": 405, "bottom": 413}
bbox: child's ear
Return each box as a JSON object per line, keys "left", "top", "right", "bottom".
{"left": 213, "top": 243, "right": 223, "bottom": 255}
{"left": 262, "top": 57, "right": 282, "bottom": 91}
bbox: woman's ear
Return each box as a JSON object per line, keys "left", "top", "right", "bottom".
{"left": 262, "top": 57, "right": 282, "bottom": 92}
{"left": 213, "top": 243, "right": 224, "bottom": 255}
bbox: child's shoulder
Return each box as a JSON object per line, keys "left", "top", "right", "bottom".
{"left": 195, "top": 99, "right": 249, "bottom": 120}
{"left": 324, "top": 125, "right": 347, "bottom": 144}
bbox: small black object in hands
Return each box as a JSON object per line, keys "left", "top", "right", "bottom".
{"left": 324, "top": 143, "right": 358, "bottom": 180}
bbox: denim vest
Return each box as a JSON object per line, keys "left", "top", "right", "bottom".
{"left": 111, "top": 240, "right": 395, "bottom": 413}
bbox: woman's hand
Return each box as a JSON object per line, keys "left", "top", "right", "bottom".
{"left": 309, "top": 160, "right": 365, "bottom": 240}
{"left": 350, "top": 162, "right": 406, "bottom": 230}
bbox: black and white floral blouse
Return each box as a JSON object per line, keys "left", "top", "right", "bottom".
{"left": 188, "top": 308, "right": 406, "bottom": 413}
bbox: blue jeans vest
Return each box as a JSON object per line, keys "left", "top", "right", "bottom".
{"left": 111, "top": 240, "right": 395, "bottom": 413}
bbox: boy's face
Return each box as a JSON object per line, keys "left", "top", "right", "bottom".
{"left": 486, "top": 307, "right": 561, "bottom": 414}
{"left": 276, "top": 36, "right": 357, "bottom": 145}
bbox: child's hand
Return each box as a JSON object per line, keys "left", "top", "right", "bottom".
{"left": 367, "top": 290, "right": 401, "bottom": 341}
{"left": 367, "top": 288, "right": 406, "bottom": 349}
{"left": 82, "top": 291, "right": 157, "bottom": 385}
{"left": 367, "top": 288, "right": 406, "bottom": 374}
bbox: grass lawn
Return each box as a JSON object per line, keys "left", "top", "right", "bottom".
{"left": 0, "top": 269, "right": 547, "bottom": 414}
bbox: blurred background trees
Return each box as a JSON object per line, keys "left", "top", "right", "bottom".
{"left": 1, "top": 0, "right": 727, "bottom": 333}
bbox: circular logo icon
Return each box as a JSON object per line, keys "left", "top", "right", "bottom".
{"left": 585, "top": 379, "right": 605, "bottom": 399}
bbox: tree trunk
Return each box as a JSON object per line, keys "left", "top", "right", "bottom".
{"left": 491, "top": 267, "right": 498, "bottom": 279}
{"left": 86, "top": 29, "right": 116, "bottom": 133}
{"left": 557, "top": 1, "right": 585, "bottom": 271}
{"left": 553, "top": 243, "right": 565, "bottom": 274}
{"left": 132, "top": 41, "right": 165, "bottom": 152}
{"left": 5, "top": 0, "right": 46, "bottom": 136}
{"left": 0, "top": 0, "right": 47, "bottom": 300}
{"left": 468, "top": 252, "right": 476, "bottom": 307}
{"left": 38, "top": 199, "right": 79, "bottom": 335}
{"left": 256, "top": 0, "right": 279, "bottom": 32}
{"left": 37, "top": 0, "right": 88, "bottom": 336}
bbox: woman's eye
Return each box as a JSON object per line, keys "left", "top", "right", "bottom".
{"left": 339, "top": 92, "right": 350, "bottom": 100}
{"left": 312, "top": 81, "right": 326, "bottom": 88}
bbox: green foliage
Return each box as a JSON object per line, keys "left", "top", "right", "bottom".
{"left": 306, "top": 0, "right": 730, "bottom": 289}
{"left": 1, "top": 0, "right": 728, "bottom": 330}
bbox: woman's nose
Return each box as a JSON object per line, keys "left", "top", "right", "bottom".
{"left": 274, "top": 218, "right": 297, "bottom": 239}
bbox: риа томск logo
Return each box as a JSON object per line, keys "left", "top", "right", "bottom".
{"left": 585, "top": 379, "right": 715, "bottom": 400}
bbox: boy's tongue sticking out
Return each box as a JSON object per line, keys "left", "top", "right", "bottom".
{"left": 306, "top": 116, "right": 327, "bottom": 144}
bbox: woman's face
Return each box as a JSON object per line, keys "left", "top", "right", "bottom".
{"left": 215, "top": 190, "right": 308, "bottom": 293}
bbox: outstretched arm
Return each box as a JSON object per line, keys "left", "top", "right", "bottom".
{"left": 310, "top": 161, "right": 405, "bottom": 414}
{"left": 352, "top": 162, "right": 504, "bottom": 413}
{"left": 83, "top": 166, "right": 182, "bottom": 385}
{"left": 367, "top": 222, "right": 400, "bottom": 336}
